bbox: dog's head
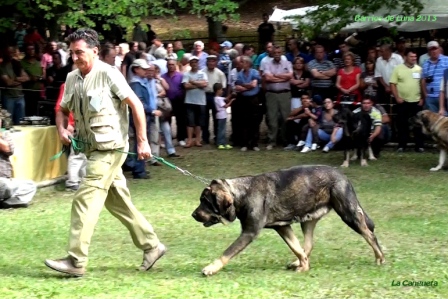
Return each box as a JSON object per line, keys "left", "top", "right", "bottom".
{"left": 416, "top": 110, "right": 437, "bottom": 135}
{"left": 192, "top": 179, "right": 237, "bottom": 227}
{"left": 333, "top": 107, "right": 355, "bottom": 137}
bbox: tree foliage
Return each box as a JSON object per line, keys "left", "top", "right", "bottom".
{"left": 293, "top": 0, "right": 425, "bottom": 37}
{"left": 1, "top": 0, "right": 240, "bottom": 35}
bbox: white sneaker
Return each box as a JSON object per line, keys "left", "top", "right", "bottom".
{"left": 266, "top": 144, "right": 274, "bottom": 150}
{"left": 179, "top": 140, "right": 186, "bottom": 147}
{"left": 311, "top": 143, "right": 318, "bottom": 151}
{"left": 241, "top": 147, "right": 248, "bottom": 152}
{"left": 322, "top": 146, "right": 330, "bottom": 153}
{"left": 253, "top": 147, "right": 260, "bottom": 151}
{"left": 301, "top": 146, "right": 311, "bottom": 153}
{"left": 297, "top": 140, "right": 305, "bottom": 147}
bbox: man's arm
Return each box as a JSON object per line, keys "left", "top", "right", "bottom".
{"left": 123, "top": 96, "right": 148, "bottom": 143}
{"left": 0, "top": 135, "right": 12, "bottom": 156}
{"left": 55, "top": 108, "right": 70, "bottom": 132}
{"left": 310, "top": 69, "right": 331, "bottom": 80}
{"left": 421, "top": 78, "right": 427, "bottom": 99}
{"left": 16, "top": 69, "right": 29, "bottom": 83}
{"left": 274, "top": 72, "right": 293, "bottom": 81}
{"left": 0, "top": 75, "right": 20, "bottom": 87}
{"left": 264, "top": 72, "right": 286, "bottom": 83}
{"left": 321, "top": 66, "right": 336, "bottom": 77}
{"left": 191, "top": 80, "right": 208, "bottom": 88}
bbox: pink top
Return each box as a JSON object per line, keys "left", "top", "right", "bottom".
{"left": 41, "top": 53, "right": 53, "bottom": 69}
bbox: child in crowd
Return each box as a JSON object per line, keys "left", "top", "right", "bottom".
{"left": 214, "top": 83, "right": 234, "bottom": 149}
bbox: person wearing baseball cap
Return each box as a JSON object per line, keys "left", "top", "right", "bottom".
{"left": 395, "top": 36, "right": 406, "bottom": 59}
{"left": 128, "top": 59, "right": 160, "bottom": 178}
{"left": 220, "top": 41, "right": 233, "bottom": 50}
{"left": 421, "top": 40, "right": 448, "bottom": 114}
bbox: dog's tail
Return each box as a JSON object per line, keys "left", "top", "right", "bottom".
{"left": 329, "top": 178, "right": 375, "bottom": 234}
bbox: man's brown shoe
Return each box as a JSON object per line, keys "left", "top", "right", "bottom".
{"left": 44, "top": 257, "right": 85, "bottom": 277}
{"left": 139, "top": 243, "right": 166, "bottom": 271}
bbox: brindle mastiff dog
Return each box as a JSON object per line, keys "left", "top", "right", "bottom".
{"left": 191, "top": 165, "right": 385, "bottom": 276}
{"left": 417, "top": 110, "right": 448, "bottom": 171}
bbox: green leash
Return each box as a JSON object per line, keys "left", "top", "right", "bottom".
{"left": 50, "top": 137, "right": 209, "bottom": 184}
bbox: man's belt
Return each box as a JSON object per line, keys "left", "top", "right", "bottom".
{"left": 266, "top": 89, "right": 290, "bottom": 94}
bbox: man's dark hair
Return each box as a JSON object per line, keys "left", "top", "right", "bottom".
{"left": 67, "top": 28, "right": 100, "bottom": 49}
{"left": 100, "top": 43, "right": 115, "bottom": 59}
{"left": 242, "top": 44, "right": 254, "bottom": 53}
{"left": 404, "top": 48, "right": 416, "bottom": 56}
{"left": 213, "top": 82, "right": 223, "bottom": 93}
{"left": 51, "top": 51, "right": 62, "bottom": 60}
{"left": 262, "top": 13, "right": 269, "bottom": 18}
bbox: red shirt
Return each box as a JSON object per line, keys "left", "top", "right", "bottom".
{"left": 24, "top": 32, "right": 43, "bottom": 45}
{"left": 55, "top": 83, "right": 75, "bottom": 127}
{"left": 337, "top": 67, "right": 361, "bottom": 104}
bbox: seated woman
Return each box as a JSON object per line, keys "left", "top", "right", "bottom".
{"left": 335, "top": 51, "right": 361, "bottom": 106}
{"left": 301, "top": 98, "right": 343, "bottom": 153}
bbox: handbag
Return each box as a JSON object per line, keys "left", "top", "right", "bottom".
{"left": 157, "top": 96, "right": 172, "bottom": 120}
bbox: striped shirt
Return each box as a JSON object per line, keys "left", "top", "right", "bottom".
{"left": 422, "top": 54, "right": 448, "bottom": 98}
{"left": 307, "top": 59, "right": 336, "bottom": 88}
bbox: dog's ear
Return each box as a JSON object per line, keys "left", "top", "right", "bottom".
{"left": 210, "top": 179, "right": 235, "bottom": 216}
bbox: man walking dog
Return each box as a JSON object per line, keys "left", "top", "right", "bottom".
{"left": 45, "top": 28, "right": 166, "bottom": 277}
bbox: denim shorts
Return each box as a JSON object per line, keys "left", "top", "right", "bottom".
{"left": 185, "top": 104, "right": 206, "bottom": 127}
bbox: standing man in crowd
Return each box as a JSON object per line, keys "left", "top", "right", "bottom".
{"left": 182, "top": 56, "right": 208, "bottom": 147}
{"left": 257, "top": 13, "right": 275, "bottom": 54}
{"left": 390, "top": 49, "right": 424, "bottom": 153}
{"left": 374, "top": 44, "right": 403, "bottom": 104}
{"left": 421, "top": 41, "right": 448, "bottom": 113}
{"left": 307, "top": 45, "right": 336, "bottom": 102}
{"left": 45, "top": 28, "right": 166, "bottom": 277}
{"left": 263, "top": 46, "right": 293, "bottom": 150}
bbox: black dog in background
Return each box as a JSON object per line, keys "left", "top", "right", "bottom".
{"left": 333, "top": 107, "right": 373, "bottom": 167}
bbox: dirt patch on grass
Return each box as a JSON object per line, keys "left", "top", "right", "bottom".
{"left": 148, "top": 0, "right": 309, "bottom": 38}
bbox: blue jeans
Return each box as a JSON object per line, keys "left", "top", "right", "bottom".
{"left": 216, "top": 118, "right": 227, "bottom": 146}
{"left": 125, "top": 114, "right": 151, "bottom": 178}
{"left": 2, "top": 95, "right": 25, "bottom": 125}
{"left": 305, "top": 128, "right": 343, "bottom": 149}
{"left": 160, "top": 120, "right": 175, "bottom": 155}
{"left": 425, "top": 96, "right": 440, "bottom": 112}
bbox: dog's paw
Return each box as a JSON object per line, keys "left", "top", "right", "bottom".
{"left": 376, "top": 256, "right": 386, "bottom": 265}
{"left": 293, "top": 261, "right": 310, "bottom": 273}
{"left": 361, "top": 159, "right": 368, "bottom": 167}
{"left": 350, "top": 155, "right": 358, "bottom": 161}
{"left": 369, "top": 156, "right": 377, "bottom": 161}
{"left": 201, "top": 260, "right": 223, "bottom": 276}
{"left": 286, "top": 259, "right": 301, "bottom": 270}
{"left": 341, "top": 161, "right": 349, "bottom": 168}
{"left": 430, "top": 167, "right": 441, "bottom": 172}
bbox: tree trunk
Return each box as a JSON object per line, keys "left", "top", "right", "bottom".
{"left": 207, "top": 17, "right": 223, "bottom": 43}
{"left": 47, "top": 18, "right": 60, "bottom": 41}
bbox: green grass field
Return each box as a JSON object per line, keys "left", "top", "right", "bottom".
{"left": 1, "top": 147, "right": 447, "bottom": 299}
